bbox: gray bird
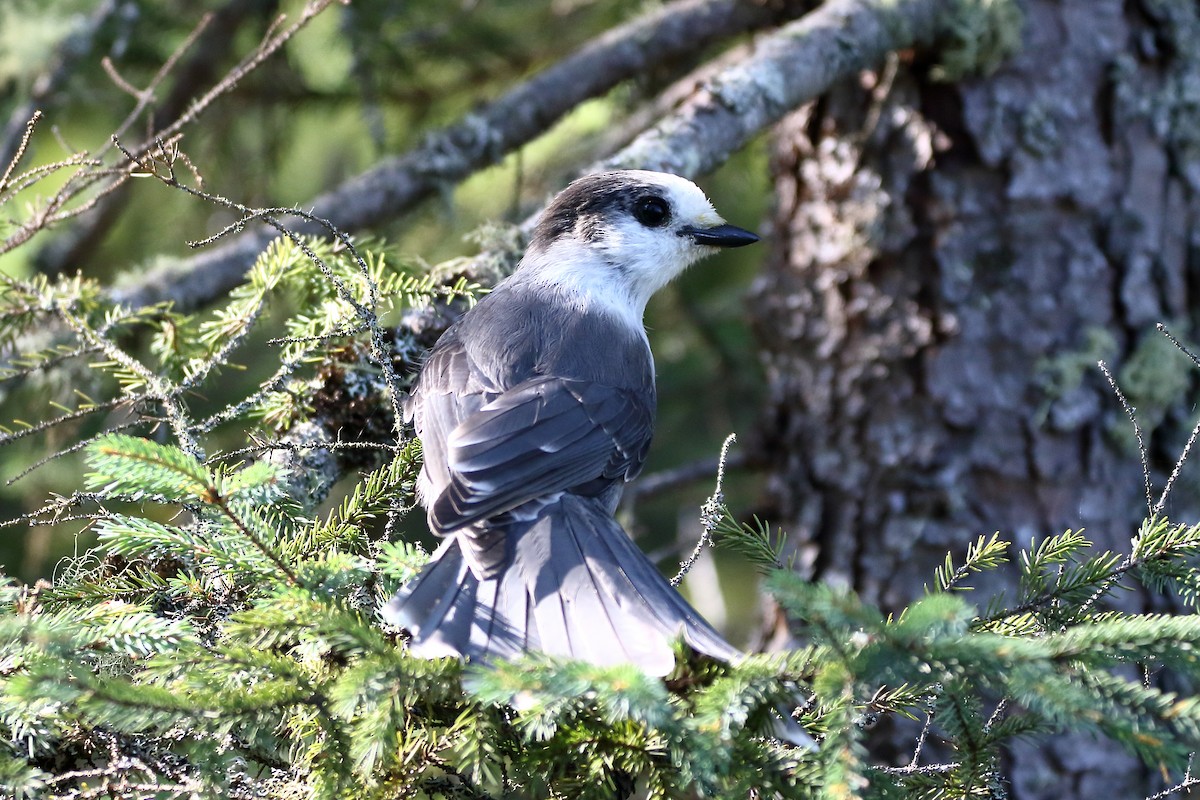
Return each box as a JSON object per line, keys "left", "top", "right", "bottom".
{"left": 385, "top": 170, "right": 762, "bottom": 677}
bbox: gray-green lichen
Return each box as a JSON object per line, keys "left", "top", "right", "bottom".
{"left": 1114, "top": 326, "right": 1196, "bottom": 440}
{"left": 432, "top": 220, "right": 524, "bottom": 288}
{"left": 932, "top": 0, "right": 1024, "bottom": 81}
{"left": 1037, "top": 327, "right": 1120, "bottom": 398}
{"left": 1113, "top": 0, "right": 1200, "bottom": 191}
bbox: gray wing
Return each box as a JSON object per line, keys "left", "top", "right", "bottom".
{"left": 410, "top": 332, "right": 495, "bottom": 506}
{"left": 429, "top": 375, "right": 653, "bottom": 533}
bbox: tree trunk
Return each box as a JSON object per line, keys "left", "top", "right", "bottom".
{"left": 749, "top": 1, "right": 1200, "bottom": 796}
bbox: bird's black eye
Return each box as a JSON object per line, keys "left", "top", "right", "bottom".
{"left": 633, "top": 195, "right": 671, "bottom": 228}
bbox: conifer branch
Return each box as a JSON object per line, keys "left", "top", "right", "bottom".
{"left": 208, "top": 492, "right": 303, "bottom": 588}
{"left": 111, "top": 139, "right": 409, "bottom": 439}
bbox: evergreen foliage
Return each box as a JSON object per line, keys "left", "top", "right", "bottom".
{"left": 5, "top": 226, "right": 1200, "bottom": 796}
{"left": 2, "top": 1, "right": 1200, "bottom": 798}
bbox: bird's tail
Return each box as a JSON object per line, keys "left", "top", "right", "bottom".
{"left": 385, "top": 494, "right": 817, "bottom": 748}
{"left": 383, "top": 493, "right": 739, "bottom": 676}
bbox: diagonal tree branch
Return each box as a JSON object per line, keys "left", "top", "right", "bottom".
{"left": 111, "top": 0, "right": 1010, "bottom": 314}
{"left": 108, "top": 0, "right": 802, "bottom": 312}
{"left": 599, "top": 0, "right": 975, "bottom": 176}
{"left": 459, "top": 0, "right": 1009, "bottom": 275}
{"left": 33, "top": 0, "right": 281, "bottom": 278}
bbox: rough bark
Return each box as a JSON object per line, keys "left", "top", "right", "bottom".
{"left": 751, "top": 0, "right": 1200, "bottom": 796}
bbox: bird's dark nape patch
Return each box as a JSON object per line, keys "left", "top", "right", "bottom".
{"left": 531, "top": 172, "right": 668, "bottom": 249}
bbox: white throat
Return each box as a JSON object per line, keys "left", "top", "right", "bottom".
{"left": 518, "top": 238, "right": 653, "bottom": 334}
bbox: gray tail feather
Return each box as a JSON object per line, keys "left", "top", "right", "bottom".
{"left": 384, "top": 493, "right": 739, "bottom": 675}
{"left": 383, "top": 495, "right": 817, "bottom": 749}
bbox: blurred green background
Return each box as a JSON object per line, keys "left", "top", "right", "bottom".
{"left": 0, "top": 0, "right": 774, "bottom": 644}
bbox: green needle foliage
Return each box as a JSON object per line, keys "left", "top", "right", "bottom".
{"left": 5, "top": 341, "right": 1200, "bottom": 799}
{"left": 4, "top": 104, "right": 1200, "bottom": 800}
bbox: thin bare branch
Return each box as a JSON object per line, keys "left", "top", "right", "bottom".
{"left": 142, "top": 1, "right": 336, "bottom": 156}
{"left": 0, "top": 111, "right": 42, "bottom": 193}
{"left": 1154, "top": 323, "right": 1200, "bottom": 513}
{"left": 98, "top": 13, "right": 215, "bottom": 161}
{"left": 34, "top": 1, "right": 284, "bottom": 275}
{"left": 673, "top": 433, "right": 738, "bottom": 586}
{"left": 2, "top": 2, "right": 329, "bottom": 264}
{"left": 0, "top": 397, "right": 136, "bottom": 451}
{"left": 5, "top": 419, "right": 148, "bottom": 487}
{"left": 1098, "top": 359, "right": 1153, "bottom": 517}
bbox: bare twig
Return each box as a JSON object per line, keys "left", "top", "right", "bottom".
{"left": 874, "top": 761, "right": 958, "bottom": 777}
{"left": 54, "top": 302, "right": 201, "bottom": 457}
{"left": 0, "top": 111, "right": 42, "bottom": 193}
{"left": 1156, "top": 322, "right": 1200, "bottom": 369}
{"left": 673, "top": 433, "right": 738, "bottom": 586}
{"left": 0, "top": 11, "right": 222, "bottom": 256}
{"left": 1146, "top": 753, "right": 1198, "bottom": 800}
{"left": 34, "top": 0, "right": 283, "bottom": 275}
{"left": 2, "top": 2, "right": 331, "bottom": 262}
{"left": 4, "top": 419, "right": 147, "bottom": 487}
{"left": 1098, "top": 359, "right": 1153, "bottom": 517}
{"left": 902, "top": 691, "right": 940, "bottom": 768}
{"left": 97, "top": 13, "right": 216, "bottom": 162}
{"left": 1154, "top": 323, "right": 1200, "bottom": 514}
{"left": 1157, "top": 416, "right": 1200, "bottom": 516}
{"left": 209, "top": 438, "right": 398, "bottom": 465}
{"left": 143, "top": 1, "right": 337, "bottom": 156}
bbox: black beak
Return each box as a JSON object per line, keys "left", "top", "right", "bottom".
{"left": 681, "top": 223, "right": 760, "bottom": 248}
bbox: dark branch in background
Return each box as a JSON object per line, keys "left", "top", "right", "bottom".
{"left": 110, "top": 0, "right": 988, "bottom": 316}
{"left": 0, "top": 0, "right": 126, "bottom": 170}
{"left": 33, "top": 0, "right": 282, "bottom": 277}
{"left": 108, "top": 0, "right": 805, "bottom": 312}
{"left": 622, "top": 448, "right": 749, "bottom": 514}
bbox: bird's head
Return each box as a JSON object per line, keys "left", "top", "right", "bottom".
{"left": 521, "top": 170, "right": 758, "bottom": 317}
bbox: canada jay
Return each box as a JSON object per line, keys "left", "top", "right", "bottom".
{"left": 385, "top": 170, "right": 767, "bottom": 677}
